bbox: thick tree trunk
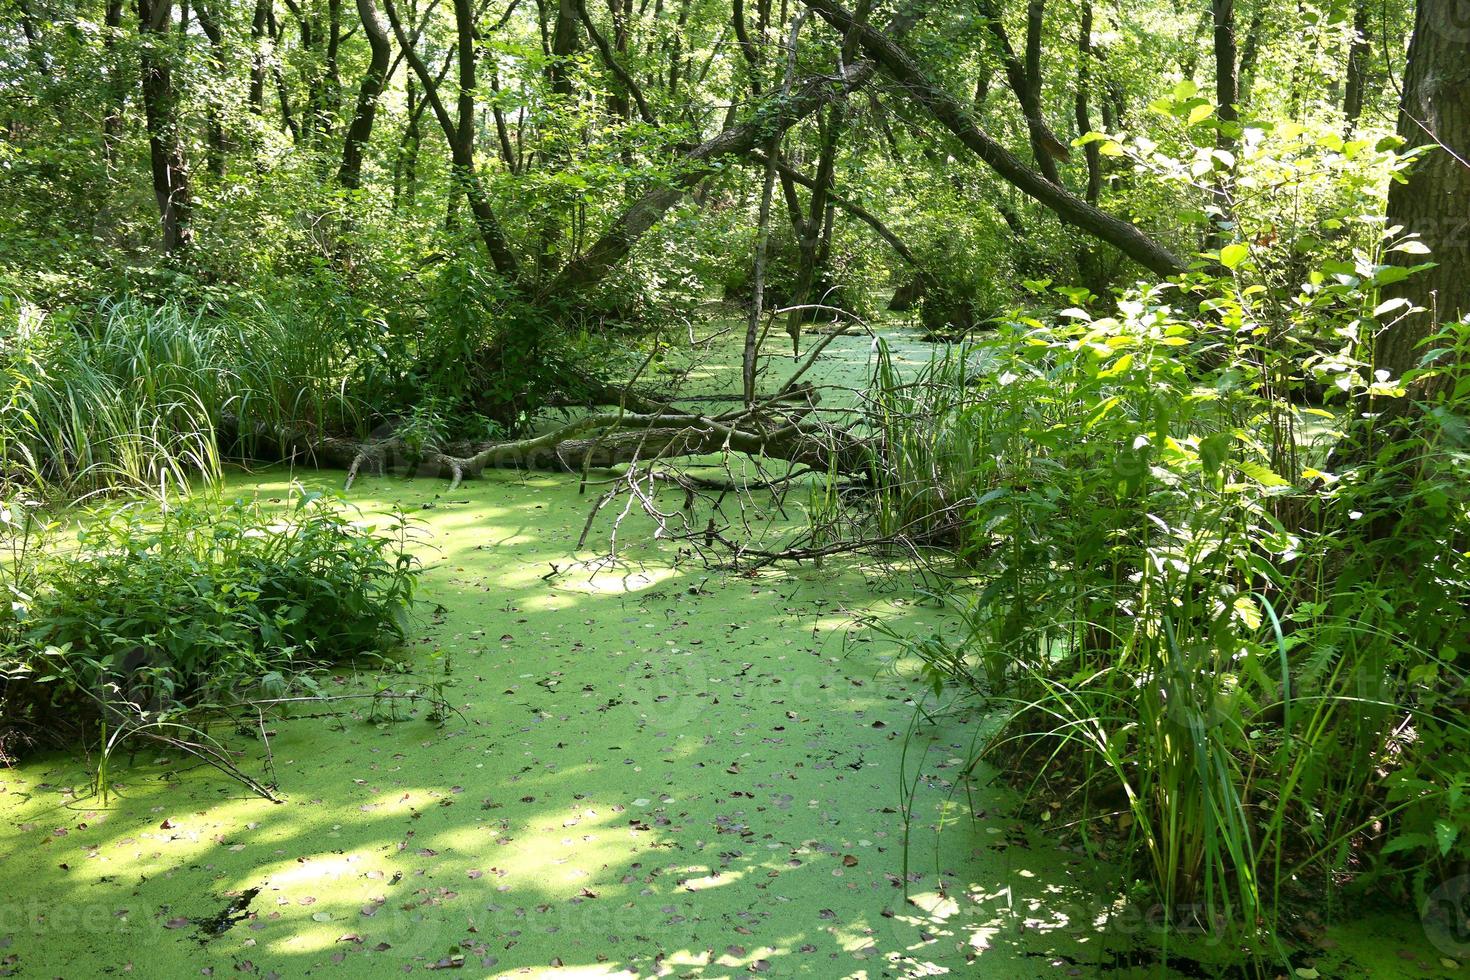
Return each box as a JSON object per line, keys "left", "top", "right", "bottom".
{"left": 1327, "top": 0, "right": 1470, "bottom": 482}
{"left": 1377, "top": 0, "right": 1470, "bottom": 381}
{"left": 1209, "top": 0, "right": 1238, "bottom": 251}
{"left": 249, "top": 0, "right": 270, "bottom": 117}
{"left": 549, "top": 0, "right": 580, "bottom": 97}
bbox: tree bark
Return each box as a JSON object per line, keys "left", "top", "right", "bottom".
{"left": 1074, "top": 0, "right": 1102, "bottom": 204}
{"left": 16, "top": 0, "right": 52, "bottom": 79}
{"left": 1209, "top": 0, "right": 1239, "bottom": 252}
{"left": 977, "top": 0, "right": 1069, "bottom": 182}
{"left": 1341, "top": 0, "right": 1371, "bottom": 133}
{"left": 1377, "top": 0, "right": 1470, "bottom": 382}
{"left": 1237, "top": 8, "right": 1263, "bottom": 102}
{"left": 749, "top": 150, "right": 920, "bottom": 267}
{"left": 195, "top": 2, "right": 230, "bottom": 180}
{"left": 249, "top": 0, "right": 270, "bottom": 118}
{"left": 547, "top": 3, "right": 932, "bottom": 298}
{"left": 547, "top": 60, "right": 884, "bottom": 296}
{"left": 103, "top": 0, "right": 129, "bottom": 163}
{"left": 234, "top": 408, "right": 866, "bottom": 485}
{"left": 549, "top": 0, "right": 580, "bottom": 98}
{"left": 575, "top": 0, "right": 656, "bottom": 125}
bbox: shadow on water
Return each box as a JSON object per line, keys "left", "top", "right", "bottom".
{"left": 0, "top": 329, "right": 1454, "bottom": 978}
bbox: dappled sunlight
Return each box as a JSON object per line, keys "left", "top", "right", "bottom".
{"left": 2, "top": 333, "right": 1360, "bottom": 975}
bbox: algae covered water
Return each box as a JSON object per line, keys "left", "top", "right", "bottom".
{"left": 0, "top": 329, "right": 1457, "bottom": 978}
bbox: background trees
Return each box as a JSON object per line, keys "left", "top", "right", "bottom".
{"left": 1, "top": 0, "right": 1419, "bottom": 304}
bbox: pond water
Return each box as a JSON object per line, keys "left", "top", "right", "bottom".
{"left": 0, "top": 324, "right": 1454, "bottom": 977}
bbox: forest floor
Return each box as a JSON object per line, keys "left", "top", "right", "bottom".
{"left": 0, "top": 321, "right": 1456, "bottom": 977}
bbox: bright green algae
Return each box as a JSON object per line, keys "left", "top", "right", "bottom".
{"left": 0, "top": 469, "right": 1087, "bottom": 977}
{"left": 0, "top": 329, "right": 1461, "bottom": 978}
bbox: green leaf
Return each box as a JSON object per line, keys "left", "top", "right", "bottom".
{"left": 1233, "top": 595, "right": 1262, "bottom": 630}
{"left": 1219, "top": 243, "right": 1250, "bottom": 270}
{"left": 1435, "top": 820, "right": 1460, "bottom": 856}
{"left": 1237, "top": 460, "right": 1289, "bottom": 487}
{"left": 1199, "top": 432, "right": 1232, "bottom": 476}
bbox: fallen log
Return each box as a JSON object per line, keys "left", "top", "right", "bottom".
{"left": 223, "top": 402, "right": 870, "bottom": 491}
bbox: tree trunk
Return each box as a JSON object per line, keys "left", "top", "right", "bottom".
{"left": 1237, "top": 9, "right": 1263, "bottom": 102}
{"left": 1341, "top": 0, "right": 1371, "bottom": 133}
{"left": 383, "top": 0, "right": 523, "bottom": 280}
{"left": 103, "top": 0, "right": 128, "bottom": 163}
{"left": 17, "top": 0, "right": 52, "bottom": 79}
{"left": 1377, "top": 0, "right": 1470, "bottom": 382}
{"left": 785, "top": 99, "right": 847, "bottom": 350}
{"left": 1074, "top": 0, "right": 1102, "bottom": 205}
{"left": 549, "top": 0, "right": 580, "bottom": 97}
{"left": 338, "top": 0, "right": 393, "bottom": 189}
{"left": 137, "top": 0, "right": 193, "bottom": 253}
{"left": 547, "top": 56, "right": 887, "bottom": 297}
{"left": 978, "top": 0, "right": 1068, "bottom": 183}
{"left": 195, "top": 2, "right": 229, "bottom": 180}
{"left": 1209, "top": 0, "right": 1238, "bottom": 252}
{"left": 249, "top": 0, "right": 270, "bottom": 118}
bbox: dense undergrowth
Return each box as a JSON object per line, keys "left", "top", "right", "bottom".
{"left": 0, "top": 282, "right": 638, "bottom": 500}
{"left": 0, "top": 488, "right": 420, "bottom": 768}
{"left": 855, "top": 252, "right": 1470, "bottom": 957}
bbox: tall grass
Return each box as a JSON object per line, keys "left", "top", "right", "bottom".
{"left": 0, "top": 295, "right": 362, "bottom": 498}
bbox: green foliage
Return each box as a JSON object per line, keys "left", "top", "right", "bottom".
{"left": 858, "top": 255, "right": 1470, "bottom": 952}
{"left": 0, "top": 488, "right": 419, "bottom": 755}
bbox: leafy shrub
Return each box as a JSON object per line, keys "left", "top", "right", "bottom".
{"left": 855, "top": 261, "right": 1470, "bottom": 953}
{"left": 0, "top": 488, "right": 418, "bottom": 754}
